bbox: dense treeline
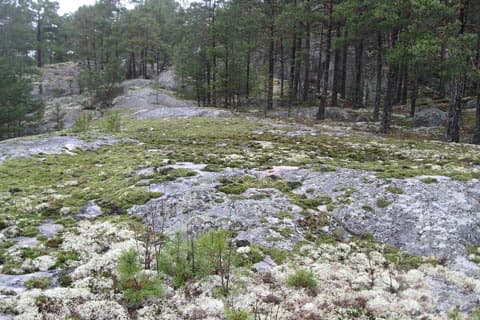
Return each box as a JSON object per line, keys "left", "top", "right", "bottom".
{"left": 179, "top": 0, "right": 480, "bottom": 143}
{"left": 1, "top": 0, "right": 480, "bottom": 143}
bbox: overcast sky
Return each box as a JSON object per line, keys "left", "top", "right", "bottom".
{"left": 57, "top": 0, "right": 97, "bottom": 15}
{"left": 57, "top": 0, "right": 193, "bottom": 15}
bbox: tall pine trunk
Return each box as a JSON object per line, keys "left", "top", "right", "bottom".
{"left": 439, "top": 41, "right": 447, "bottom": 99}
{"left": 246, "top": 46, "right": 251, "bottom": 101}
{"left": 212, "top": 0, "right": 217, "bottom": 107}
{"left": 36, "top": 18, "right": 43, "bottom": 68}
{"left": 331, "top": 25, "right": 341, "bottom": 107}
{"left": 303, "top": 20, "right": 311, "bottom": 103}
{"left": 206, "top": 60, "right": 211, "bottom": 106}
{"left": 288, "top": 0, "right": 298, "bottom": 112}
{"left": 316, "top": 0, "right": 332, "bottom": 120}
{"left": 293, "top": 35, "right": 302, "bottom": 104}
{"left": 446, "top": 0, "right": 467, "bottom": 143}
{"left": 280, "top": 37, "right": 285, "bottom": 100}
{"left": 373, "top": 31, "right": 382, "bottom": 121}
{"left": 340, "top": 30, "right": 348, "bottom": 99}
{"left": 473, "top": 84, "right": 480, "bottom": 144}
{"left": 402, "top": 65, "right": 409, "bottom": 105}
{"left": 473, "top": 33, "right": 480, "bottom": 144}
{"left": 410, "top": 71, "right": 418, "bottom": 118}
{"left": 353, "top": 40, "right": 364, "bottom": 108}
{"left": 316, "top": 24, "right": 323, "bottom": 96}
{"left": 447, "top": 77, "right": 465, "bottom": 142}
{"left": 266, "top": 0, "right": 275, "bottom": 112}
{"left": 381, "top": 31, "right": 398, "bottom": 133}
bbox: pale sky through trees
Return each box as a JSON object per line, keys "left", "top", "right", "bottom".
{"left": 57, "top": 0, "right": 193, "bottom": 15}
{"left": 57, "top": 0, "right": 97, "bottom": 15}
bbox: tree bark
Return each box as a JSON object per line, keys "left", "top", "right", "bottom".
{"left": 395, "top": 63, "right": 404, "bottom": 104}
{"left": 211, "top": 0, "right": 217, "bottom": 107}
{"left": 473, "top": 85, "right": 480, "bottom": 144}
{"left": 373, "top": 31, "right": 382, "bottom": 121}
{"left": 380, "top": 31, "right": 398, "bottom": 134}
{"left": 473, "top": 33, "right": 480, "bottom": 144}
{"left": 331, "top": 25, "right": 341, "bottom": 107}
{"left": 303, "top": 19, "right": 311, "bottom": 103}
{"left": 316, "top": 0, "right": 332, "bottom": 120}
{"left": 446, "top": 0, "right": 467, "bottom": 143}
{"left": 224, "top": 49, "right": 229, "bottom": 107}
{"left": 447, "top": 76, "right": 465, "bottom": 142}
{"left": 279, "top": 36, "right": 284, "bottom": 100}
{"left": 36, "top": 16, "right": 43, "bottom": 68}
{"left": 401, "top": 64, "right": 408, "bottom": 105}
{"left": 340, "top": 30, "right": 348, "bottom": 99}
{"left": 439, "top": 41, "right": 447, "bottom": 99}
{"left": 266, "top": 0, "right": 275, "bottom": 112}
{"left": 206, "top": 59, "right": 211, "bottom": 106}
{"left": 410, "top": 71, "right": 418, "bottom": 118}
{"left": 316, "top": 24, "right": 323, "bottom": 96}
{"left": 288, "top": 0, "right": 298, "bottom": 111}
{"left": 293, "top": 34, "right": 302, "bottom": 104}
{"left": 353, "top": 40, "right": 364, "bottom": 108}
{"left": 246, "top": 46, "right": 251, "bottom": 101}
{"left": 381, "top": 65, "right": 397, "bottom": 133}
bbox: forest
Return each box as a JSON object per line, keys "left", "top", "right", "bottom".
{"left": 1, "top": 0, "right": 480, "bottom": 143}
{"left": 3, "top": 1, "right": 480, "bottom": 319}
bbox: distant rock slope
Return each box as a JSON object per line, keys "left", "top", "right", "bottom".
{"left": 112, "top": 79, "right": 232, "bottom": 119}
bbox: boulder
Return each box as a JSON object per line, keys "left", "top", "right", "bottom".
{"left": 466, "top": 98, "right": 478, "bottom": 110}
{"left": 158, "top": 68, "right": 178, "bottom": 91}
{"left": 326, "top": 107, "right": 370, "bottom": 122}
{"left": 77, "top": 201, "right": 103, "bottom": 219}
{"left": 414, "top": 108, "right": 447, "bottom": 127}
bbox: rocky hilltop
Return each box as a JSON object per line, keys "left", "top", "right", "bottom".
{"left": 1, "top": 75, "right": 480, "bottom": 320}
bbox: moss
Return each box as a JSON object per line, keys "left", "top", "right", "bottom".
{"left": 376, "top": 197, "right": 393, "bottom": 208}
{"left": 55, "top": 217, "right": 76, "bottom": 228}
{"left": 259, "top": 246, "right": 290, "bottom": 264}
{"left": 203, "top": 164, "right": 224, "bottom": 172}
{"left": 277, "top": 227, "right": 293, "bottom": 238}
{"left": 20, "top": 225, "right": 40, "bottom": 237}
{"left": 24, "top": 277, "right": 52, "bottom": 289}
{"left": 45, "top": 237, "right": 63, "bottom": 249}
{"left": 277, "top": 211, "right": 294, "bottom": 220}
{"left": 291, "top": 194, "right": 332, "bottom": 210}
{"left": 383, "top": 245, "right": 438, "bottom": 270}
{"left": 327, "top": 204, "right": 336, "bottom": 212}
{"left": 298, "top": 214, "right": 329, "bottom": 235}
{"left": 149, "top": 167, "right": 197, "bottom": 184}
{"left": 0, "top": 240, "right": 15, "bottom": 264}
{"left": 467, "top": 245, "right": 480, "bottom": 264}
{"left": 2, "top": 259, "right": 22, "bottom": 274}
{"left": 21, "top": 247, "right": 46, "bottom": 260}
{"left": 265, "top": 236, "right": 283, "bottom": 242}
{"left": 361, "top": 205, "right": 374, "bottom": 212}
{"left": 234, "top": 245, "right": 264, "bottom": 268}
{"left": 99, "top": 188, "right": 163, "bottom": 212}
{"left": 55, "top": 250, "right": 81, "bottom": 268}
{"left": 386, "top": 186, "right": 404, "bottom": 194}
{"left": 217, "top": 176, "right": 300, "bottom": 195}
{"left": 286, "top": 269, "right": 318, "bottom": 290}
{"left": 58, "top": 274, "right": 73, "bottom": 287}
{"left": 421, "top": 177, "right": 438, "bottom": 184}
{"left": 314, "top": 234, "right": 337, "bottom": 245}
{"left": 352, "top": 234, "right": 438, "bottom": 271}
{"left": 225, "top": 308, "right": 251, "bottom": 320}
